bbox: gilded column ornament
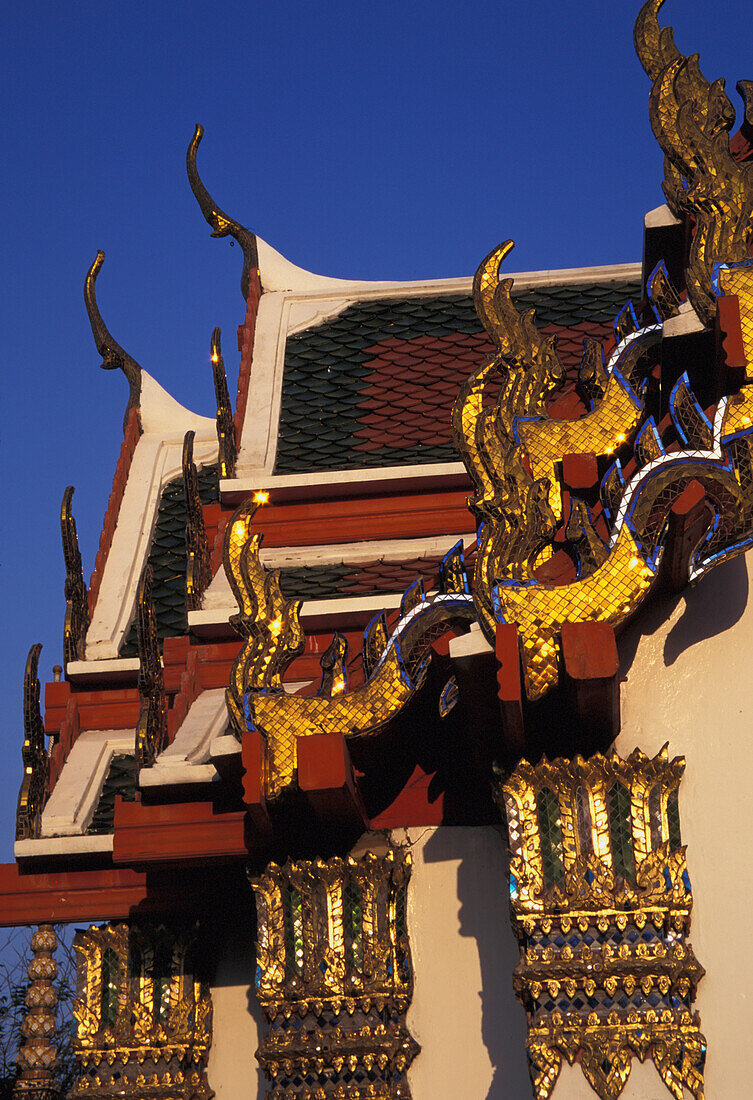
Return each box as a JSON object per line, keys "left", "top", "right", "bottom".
{"left": 186, "top": 125, "right": 259, "bottom": 300}
{"left": 251, "top": 849, "right": 418, "bottom": 1098}
{"left": 135, "top": 566, "right": 167, "bottom": 771}
{"left": 16, "top": 643, "right": 49, "bottom": 841}
{"left": 209, "top": 328, "right": 237, "bottom": 480}
{"left": 71, "top": 922, "right": 213, "bottom": 1099}
{"left": 13, "top": 925, "right": 59, "bottom": 1100}
{"left": 84, "top": 251, "right": 143, "bottom": 430}
{"left": 634, "top": 0, "right": 753, "bottom": 325}
{"left": 497, "top": 747, "right": 706, "bottom": 1099}
{"left": 182, "top": 431, "right": 212, "bottom": 612}
{"left": 61, "top": 485, "right": 90, "bottom": 665}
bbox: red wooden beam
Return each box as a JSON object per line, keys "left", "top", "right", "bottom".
{"left": 0, "top": 865, "right": 150, "bottom": 926}
{"left": 247, "top": 488, "right": 472, "bottom": 549}
{"left": 561, "top": 452, "right": 600, "bottom": 495}
{"left": 560, "top": 621, "right": 620, "bottom": 753}
{"left": 242, "top": 730, "right": 272, "bottom": 835}
{"left": 495, "top": 623, "right": 525, "bottom": 765}
{"left": 112, "top": 799, "right": 247, "bottom": 867}
{"left": 717, "top": 294, "right": 747, "bottom": 383}
{"left": 662, "top": 480, "right": 714, "bottom": 592}
{"left": 297, "top": 734, "right": 367, "bottom": 827}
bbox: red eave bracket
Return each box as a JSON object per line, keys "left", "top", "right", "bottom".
{"left": 112, "top": 799, "right": 248, "bottom": 867}
{"left": 0, "top": 865, "right": 149, "bottom": 927}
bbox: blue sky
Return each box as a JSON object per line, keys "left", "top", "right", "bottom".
{"left": 0, "top": 0, "right": 749, "bottom": 860}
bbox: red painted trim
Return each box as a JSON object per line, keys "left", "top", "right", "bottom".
{"left": 0, "top": 865, "right": 149, "bottom": 926}
{"left": 561, "top": 621, "right": 619, "bottom": 681}
{"left": 250, "top": 488, "right": 472, "bottom": 548}
{"left": 298, "top": 734, "right": 367, "bottom": 826}
{"left": 112, "top": 799, "right": 247, "bottom": 866}
{"left": 561, "top": 452, "right": 599, "bottom": 493}
{"left": 242, "top": 730, "right": 271, "bottom": 833}
{"left": 45, "top": 681, "right": 140, "bottom": 736}
{"left": 717, "top": 295, "right": 747, "bottom": 372}
{"left": 88, "top": 408, "right": 142, "bottom": 616}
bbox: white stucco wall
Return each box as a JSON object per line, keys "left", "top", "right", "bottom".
{"left": 207, "top": 921, "right": 264, "bottom": 1099}
{"left": 401, "top": 826, "right": 531, "bottom": 1099}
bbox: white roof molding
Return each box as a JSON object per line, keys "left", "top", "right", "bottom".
{"left": 190, "top": 590, "right": 439, "bottom": 639}
{"left": 664, "top": 302, "right": 705, "bottom": 337}
{"left": 139, "top": 370, "right": 216, "bottom": 435}
{"left": 139, "top": 687, "right": 228, "bottom": 787}
{"left": 66, "top": 657, "right": 140, "bottom": 684}
{"left": 257, "top": 235, "right": 641, "bottom": 296}
{"left": 644, "top": 203, "right": 682, "bottom": 229}
{"left": 221, "top": 461, "right": 470, "bottom": 505}
{"left": 15, "top": 835, "right": 114, "bottom": 859}
{"left": 200, "top": 532, "right": 476, "bottom": 612}
{"left": 41, "top": 729, "right": 134, "bottom": 838}
{"left": 85, "top": 430, "right": 217, "bottom": 660}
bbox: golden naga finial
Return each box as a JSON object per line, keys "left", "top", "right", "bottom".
{"left": 634, "top": 0, "right": 753, "bottom": 324}
{"left": 84, "top": 250, "right": 143, "bottom": 431}
{"left": 223, "top": 499, "right": 475, "bottom": 799}
{"left": 450, "top": 242, "right": 753, "bottom": 699}
{"left": 187, "top": 124, "right": 259, "bottom": 300}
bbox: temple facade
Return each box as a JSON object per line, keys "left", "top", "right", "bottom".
{"left": 4, "top": 3, "right": 753, "bottom": 1098}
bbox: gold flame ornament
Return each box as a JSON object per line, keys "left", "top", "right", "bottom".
{"left": 635, "top": 0, "right": 753, "bottom": 325}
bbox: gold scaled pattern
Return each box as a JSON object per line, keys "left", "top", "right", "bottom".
{"left": 497, "top": 746, "right": 706, "bottom": 1100}
{"left": 61, "top": 485, "right": 90, "bottom": 666}
{"left": 71, "top": 922, "right": 213, "bottom": 1100}
{"left": 182, "top": 430, "right": 212, "bottom": 612}
{"left": 135, "top": 566, "right": 168, "bottom": 771}
{"left": 251, "top": 849, "right": 418, "bottom": 1099}
{"left": 448, "top": 234, "right": 753, "bottom": 698}
{"left": 210, "top": 327, "right": 238, "bottom": 480}
{"left": 224, "top": 502, "right": 474, "bottom": 800}
{"left": 634, "top": 0, "right": 753, "bottom": 325}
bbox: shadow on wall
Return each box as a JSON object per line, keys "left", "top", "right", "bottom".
{"left": 619, "top": 553, "right": 748, "bottom": 676}
{"left": 202, "top": 874, "right": 266, "bottom": 1099}
{"left": 422, "top": 827, "right": 531, "bottom": 1100}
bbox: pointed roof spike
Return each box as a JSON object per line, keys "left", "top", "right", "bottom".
{"left": 187, "top": 124, "right": 259, "bottom": 300}
{"left": 84, "top": 250, "right": 142, "bottom": 430}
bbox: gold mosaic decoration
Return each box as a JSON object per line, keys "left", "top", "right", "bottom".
{"left": 71, "top": 922, "right": 212, "bottom": 1099}
{"left": 135, "top": 566, "right": 168, "bottom": 771}
{"left": 209, "top": 327, "right": 237, "bottom": 479}
{"left": 634, "top": 0, "right": 753, "bottom": 325}
{"left": 182, "top": 431, "right": 211, "bottom": 613}
{"left": 61, "top": 485, "right": 90, "bottom": 666}
{"left": 16, "top": 643, "right": 49, "bottom": 841}
{"left": 251, "top": 849, "right": 418, "bottom": 1098}
{"left": 450, "top": 238, "right": 753, "bottom": 698}
{"left": 224, "top": 501, "right": 474, "bottom": 799}
{"left": 497, "top": 746, "right": 705, "bottom": 1100}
